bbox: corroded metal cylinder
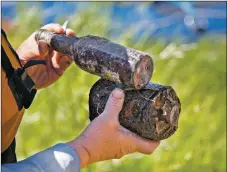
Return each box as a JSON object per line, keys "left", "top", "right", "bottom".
{"left": 35, "top": 29, "right": 153, "bottom": 89}
{"left": 89, "top": 79, "right": 181, "bottom": 141}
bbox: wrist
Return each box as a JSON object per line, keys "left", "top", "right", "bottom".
{"left": 67, "top": 137, "right": 90, "bottom": 168}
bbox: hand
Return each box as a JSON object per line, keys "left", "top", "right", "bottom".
{"left": 68, "top": 88, "right": 160, "bottom": 168}
{"left": 16, "top": 23, "right": 75, "bottom": 90}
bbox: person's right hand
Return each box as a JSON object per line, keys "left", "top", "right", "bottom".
{"left": 67, "top": 88, "right": 160, "bottom": 168}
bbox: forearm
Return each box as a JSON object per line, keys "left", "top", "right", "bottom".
{"left": 68, "top": 136, "right": 90, "bottom": 168}
{"left": 2, "top": 143, "right": 80, "bottom": 172}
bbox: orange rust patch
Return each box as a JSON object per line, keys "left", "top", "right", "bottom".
{"left": 140, "top": 59, "right": 146, "bottom": 73}
{"left": 123, "top": 100, "right": 139, "bottom": 118}
{"left": 134, "top": 71, "right": 140, "bottom": 88}
{"left": 124, "top": 103, "right": 134, "bottom": 118}
{"left": 152, "top": 93, "right": 164, "bottom": 109}
{"left": 155, "top": 120, "right": 170, "bottom": 135}
{"left": 133, "top": 57, "right": 152, "bottom": 89}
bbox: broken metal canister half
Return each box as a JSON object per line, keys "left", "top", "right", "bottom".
{"left": 89, "top": 79, "right": 181, "bottom": 141}
{"left": 35, "top": 29, "right": 153, "bottom": 89}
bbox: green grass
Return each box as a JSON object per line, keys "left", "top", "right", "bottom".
{"left": 3, "top": 2, "right": 226, "bottom": 172}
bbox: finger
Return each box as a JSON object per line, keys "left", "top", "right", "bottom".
{"left": 59, "top": 55, "right": 73, "bottom": 71}
{"left": 51, "top": 53, "right": 72, "bottom": 73}
{"left": 137, "top": 139, "right": 160, "bottom": 155}
{"left": 51, "top": 51, "right": 63, "bottom": 69}
{"left": 41, "top": 23, "right": 64, "bottom": 34}
{"left": 66, "top": 28, "right": 75, "bottom": 36}
{"left": 51, "top": 28, "right": 75, "bottom": 63}
{"left": 53, "top": 51, "right": 62, "bottom": 65}
{"left": 127, "top": 131, "right": 160, "bottom": 154}
{"left": 103, "top": 88, "right": 125, "bottom": 121}
{"left": 38, "top": 40, "right": 49, "bottom": 57}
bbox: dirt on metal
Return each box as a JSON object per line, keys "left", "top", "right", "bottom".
{"left": 35, "top": 29, "right": 153, "bottom": 89}
{"left": 35, "top": 29, "right": 181, "bottom": 141}
{"left": 89, "top": 79, "right": 181, "bottom": 141}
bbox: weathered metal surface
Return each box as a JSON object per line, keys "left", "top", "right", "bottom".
{"left": 35, "top": 29, "right": 153, "bottom": 89}
{"left": 89, "top": 79, "right": 181, "bottom": 141}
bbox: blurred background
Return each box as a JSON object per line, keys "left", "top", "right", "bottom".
{"left": 1, "top": 2, "right": 226, "bottom": 172}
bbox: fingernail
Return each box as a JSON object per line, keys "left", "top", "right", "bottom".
{"left": 112, "top": 88, "right": 124, "bottom": 99}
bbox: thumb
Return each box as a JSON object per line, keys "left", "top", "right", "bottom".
{"left": 103, "top": 88, "right": 125, "bottom": 121}
{"left": 38, "top": 40, "right": 49, "bottom": 58}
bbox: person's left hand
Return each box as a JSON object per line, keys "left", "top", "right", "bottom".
{"left": 68, "top": 88, "right": 160, "bottom": 168}
{"left": 16, "top": 23, "right": 75, "bottom": 90}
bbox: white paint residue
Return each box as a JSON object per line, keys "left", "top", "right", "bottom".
{"left": 128, "top": 58, "right": 135, "bottom": 71}
{"left": 85, "top": 60, "right": 98, "bottom": 66}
